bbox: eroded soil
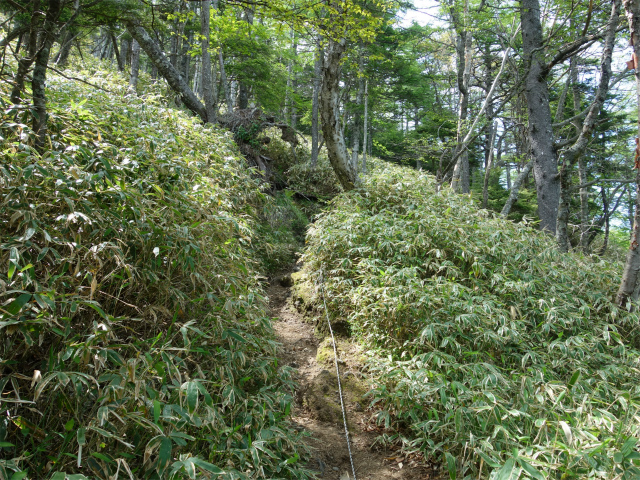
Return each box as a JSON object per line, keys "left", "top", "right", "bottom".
{"left": 268, "top": 275, "right": 440, "bottom": 480}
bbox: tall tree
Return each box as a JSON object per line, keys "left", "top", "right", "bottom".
{"left": 617, "top": 0, "right": 640, "bottom": 307}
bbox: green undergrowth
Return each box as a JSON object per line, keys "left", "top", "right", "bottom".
{"left": 0, "top": 62, "right": 314, "bottom": 479}
{"left": 301, "top": 162, "right": 640, "bottom": 479}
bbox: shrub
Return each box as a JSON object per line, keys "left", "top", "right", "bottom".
{"left": 0, "top": 63, "right": 313, "bottom": 479}
{"left": 302, "top": 163, "right": 640, "bottom": 479}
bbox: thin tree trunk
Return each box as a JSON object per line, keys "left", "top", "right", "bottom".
{"left": 311, "top": 45, "right": 322, "bottom": 167}
{"left": 33, "top": 0, "right": 62, "bottom": 148}
{"left": 180, "top": 30, "right": 193, "bottom": 85}
{"left": 55, "top": 29, "right": 78, "bottom": 67}
{"left": 320, "top": 37, "right": 358, "bottom": 190}
{"left": 501, "top": 161, "right": 534, "bottom": 217}
{"left": 218, "top": 49, "right": 232, "bottom": 112}
{"left": 290, "top": 31, "right": 298, "bottom": 128}
{"left": 362, "top": 78, "right": 368, "bottom": 175}
{"left": 351, "top": 53, "right": 365, "bottom": 174}
{"left": 235, "top": 5, "right": 253, "bottom": 110}
{"left": 617, "top": 0, "right": 640, "bottom": 308}
{"left": 129, "top": 38, "right": 140, "bottom": 90}
{"left": 200, "top": 0, "right": 216, "bottom": 123}
{"left": 0, "top": 24, "right": 28, "bottom": 48}
{"left": 482, "top": 121, "right": 497, "bottom": 209}
{"left": 578, "top": 157, "right": 590, "bottom": 251}
{"left": 11, "top": 0, "right": 41, "bottom": 105}
{"left": 450, "top": 0, "right": 472, "bottom": 193}
{"left": 556, "top": 0, "right": 619, "bottom": 252}
{"left": 110, "top": 32, "right": 122, "bottom": 72}
{"left": 599, "top": 187, "right": 611, "bottom": 256}
{"left": 124, "top": 18, "right": 207, "bottom": 122}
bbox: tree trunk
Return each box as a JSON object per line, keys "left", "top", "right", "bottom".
{"left": 311, "top": 45, "right": 322, "bottom": 168}
{"left": 109, "top": 32, "right": 122, "bottom": 71}
{"left": 124, "top": 18, "right": 207, "bottom": 122}
{"left": 129, "top": 38, "right": 140, "bottom": 90}
{"left": 351, "top": 53, "right": 365, "bottom": 174}
{"left": 501, "top": 161, "right": 534, "bottom": 217}
{"left": 290, "top": 32, "right": 298, "bottom": 128}
{"left": 235, "top": 5, "right": 254, "bottom": 110}
{"left": 218, "top": 50, "right": 233, "bottom": 112}
{"left": 617, "top": 0, "right": 640, "bottom": 308}
{"left": 32, "top": 0, "right": 62, "bottom": 149}
{"left": 482, "top": 121, "right": 497, "bottom": 209}
{"left": 55, "top": 29, "right": 78, "bottom": 67}
{"left": 0, "top": 24, "right": 28, "bottom": 48}
{"left": 200, "top": 0, "right": 216, "bottom": 123}
{"left": 599, "top": 186, "right": 611, "bottom": 256}
{"left": 11, "top": 0, "right": 42, "bottom": 105}
{"left": 362, "top": 78, "right": 369, "bottom": 175}
{"left": 556, "top": 0, "right": 619, "bottom": 252}
{"left": 521, "top": 0, "right": 560, "bottom": 233}
{"left": 180, "top": 30, "right": 193, "bottom": 86}
{"left": 320, "top": 37, "right": 358, "bottom": 191}
{"left": 450, "top": 0, "right": 472, "bottom": 194}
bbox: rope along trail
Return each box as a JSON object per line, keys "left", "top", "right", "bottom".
{"left": 319, "top": 271, "right": 358, "bottom": 480}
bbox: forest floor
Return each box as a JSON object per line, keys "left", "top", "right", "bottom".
{"left": 268, "top": 273, "right": 442, "bottom": 480}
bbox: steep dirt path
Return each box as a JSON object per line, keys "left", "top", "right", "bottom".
{"left": 268, "top": 276, "right": 438, "bottom": 480}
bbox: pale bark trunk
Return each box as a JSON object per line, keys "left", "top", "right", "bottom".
{"left": 290, "top": 35, "right": 298, "bottom": 128}
{"left": 201, "top": 0, "right": 216, "bottom": 122}
{"left": 578, "top": 157, "right": 590, "bottom": 252}
{"left": 521, "top": 0, "right": 560, "bottom": 233}
{"left": 556, "top": 0, "right": 619, "bottom": 252}
{"left": 311, "top": 46, "right": 322, "bottom": 167}
{"left": 482, "top": 121, "right": 497, "bottom": 209}
{"left": 180, "top": 30, "right": 193, "bottom": 86}
{"left": 351, "top": 54, "right": 365, "bottom": 173}
{"left": 129, "top": 38, "right": 140, "bottom": 90}
{"left": 362, "top": 78, "right": 369, "bottom": 175}
{"left": 501, "top": 161, "right": 534, "bottom": 217}
{"left": 219, "top": 50, "right": 233, "bottom": 112}
{"left": 124, "top": 18, "right": 207, "bottom": 122}
{"left": 617, "top": 0, "right": 640, "bottom": 308}
{"left": 320, "top": 37, "right": 358, "bottom": 190}
{"left": 451, "top": 20, "right": 472, "bottom": 193}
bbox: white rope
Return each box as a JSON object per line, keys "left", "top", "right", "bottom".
{"left": 319, "top": 271, "right": 358, "bottom": 480}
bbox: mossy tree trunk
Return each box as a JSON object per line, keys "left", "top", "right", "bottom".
{"left": 320, "top": 37, "right": 359, "bottom": 191}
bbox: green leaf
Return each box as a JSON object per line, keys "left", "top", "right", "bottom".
{"left": 475, "top": 450, "right": 500, "bottom": 468}
{"left": 5, "top": 293, "right": 32, "bottom": 315}
{"left": 77, "top": 427, "right": 86, "bottom": 446}
{"left": 567, "top": 371, "right": 580, "bottom": 389}
{"left": 517, "top": 457, "right": 545, "bottom": 480}
{"left": 64, "top": 419, "right": 75, "bottom": 432}
{"left": 0, "top": 442, "right": 15, "bottom": 447}
{"left": 495, "top": 458, "right": 517, "bottom": 480}
{"left": 192, "top": 457, "right": 224, "bottom": 474}
{"left": 445, "top": 452, "right": 456, "bottom": 480}
{"left": 158, "top": 437, "right": 172, "bottom": 471}
{"left": 154, "top": 399, "right": 161, "bottom": 425}
{"left": 10, "top": 473, "right": 28, "bottom": 480}
{"left": 186, "top": 381, "right": 198, "bottom": 413}
{"left": 90, "top": 452, "right": 114, "bottom": 463}
{"left": 8, "top": 247, "right": 19, "bottom": 280}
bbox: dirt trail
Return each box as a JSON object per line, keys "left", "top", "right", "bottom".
{"left": 268, "top": 276, "right": 438, "bottom": 480}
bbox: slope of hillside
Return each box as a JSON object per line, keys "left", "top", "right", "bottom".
{"left": 0, "top": 63, "right": 313, "bottom": 479}
{"left": 300, "top": 162, "right": 640, "bottom": 479}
